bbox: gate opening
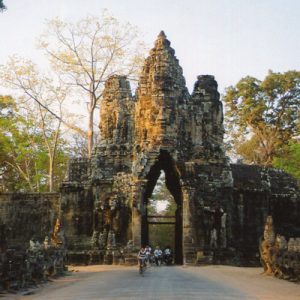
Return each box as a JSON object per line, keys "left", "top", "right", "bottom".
{"left": 141, "top": 150, "right": 183, "bottom": 264}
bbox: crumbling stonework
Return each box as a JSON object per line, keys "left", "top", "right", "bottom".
{"left": 0, "top": 193, "right": 60, "bottom": 248}
{"left": 0, "top": 217, "right": 66, "bottom": 293}
{"left": 260, "top": 216, "right": 300, "bottom": 281}
{"left": 61, "top": 32, "right": 300, "bottom": 265}
{"left": 1, "top": 32, "right": 299, "bottom": 268}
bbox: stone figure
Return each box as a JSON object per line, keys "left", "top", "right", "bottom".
{"left": 98, "top": 231, "right": 106, "bottom": 250}
{"left": 263, "top": 216, "right": 275, "bottom": 245}
{"left": 260, "top": 215, "right": 275, "bottom": 275}
{"left": 275, "top": 235, "right": 287, "bottom": 250}
{"left": 107, "top": 230, "right": 116, "bottom": 249}
{"left": 220, "top": 213, "right": 227, "bottom": 248}
{"left": 43, "top": 236, "right": 50, "bottom": 250}
{"left": 29, "top": 238, "right": 42, "bottom": 251}
{"left": 91, "top": 230, "right": 99, "bottom": 249}
{"left": 288, "top": 238, "right": 295, "bottom": 252}
{"left": 210, "top": 228, "right": 217, "bottom": 249}
{"left": 51, "top": 218, "right": 64, "bottom": 247}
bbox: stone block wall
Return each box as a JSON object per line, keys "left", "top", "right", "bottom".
{"left": 231, "top": 164, "right": 300, "bottom": 265}
{"left": 0, "top": 193, "right": 60, "bottom": 249}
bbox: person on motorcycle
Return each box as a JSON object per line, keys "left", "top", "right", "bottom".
{"left": 145, "top": 245, "right": 152, "bottom": 265}
{"left": 137, "top": 247, "right": 147, "bottom": 273}
{"left": 163, "top": 246, "right": 173, "bottom": 265}
{"left": 153, "top": 246, "right": 163, "bottom": 266}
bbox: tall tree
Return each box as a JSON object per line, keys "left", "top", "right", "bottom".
{"left": 0, "top": 57, "right": 69, "bottom": 191}
{"left": 38, "top": 11, "right": 145, "bottom": 157}
{"left": 223, "top": 70, "right": 300, "bottom": 166}
{"left": 0, "top": 95, "right": 69, "bottom": 192}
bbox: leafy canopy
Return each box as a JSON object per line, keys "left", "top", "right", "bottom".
{"left": 223, "top": 70, "right": 300, "bottom": 166}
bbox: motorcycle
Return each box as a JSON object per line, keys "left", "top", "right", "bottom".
{"left": 154, "top": 254, "right": 162, "bottom": 266}
{"left": 163, "top": 248, "right": 173, "bottom": 265}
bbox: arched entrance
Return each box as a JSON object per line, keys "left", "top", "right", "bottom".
{"left": 141, "top": 150, "right": 183, "bottom": 264}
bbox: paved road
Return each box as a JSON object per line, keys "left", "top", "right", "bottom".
{"left": 4, "top": 265, "right": 300, "bottom": 300}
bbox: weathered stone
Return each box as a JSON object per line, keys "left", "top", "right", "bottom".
{"left": 259, "top": 216, "right": 300, "bottom": 281}
{"left": 60, "top": 32, "right": 300, "bottom": 266}
{"left": 0, "top": 32, "right": 299, "bottom": 269}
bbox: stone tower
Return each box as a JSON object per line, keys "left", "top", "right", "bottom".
{"left": 59, "top": 32, "right": 300, "bottom": 265}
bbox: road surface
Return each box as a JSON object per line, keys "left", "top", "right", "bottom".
{"left": 3, "top": 265, "right": 300, "bottom": 300}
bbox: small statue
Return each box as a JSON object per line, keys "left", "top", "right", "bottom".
{"left": 260, "top": 216, "right": 275, "bottom": 275}
{"left": 98, "top": 231, "right": 106, "bottom": 250}
{"left": 288, "top": 238, "right": 296, "bottom": 252}
{"left": 210, "top": 228, "right": 217, "bottom": 249}
{"left": 43, "top": 236, "right": 50, "bottom": 250}
{"left": 29, "top": 238, "right": 42, "bottom": 252}
{"left": 107, "top": 230, "right": 114, "bottom": 249}
{"left": 275, "top": 235, "right": 287, "bottom": 250}
{"left": 51, "top": 218, "right": 64, "bottom": 247}
{"left": 263, "top": 216, "right": 275, "bottom": 245}
{"left": 91, "top": 230, "right": 99, "bottom": 249}
{"left": 220, "top": 213, "right": 227, "bottom": 248}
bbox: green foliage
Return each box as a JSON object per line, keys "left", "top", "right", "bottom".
{"left": 224, "top": 70, "right": 300, "bottom": 166}
{"left": 273, "top": 141, "right": 300, "bottom": 184}
{"left": 0, "top": 95, "right": 69, "bottom": 192}
{"left": 147, "top": 172, "right": 177, "bottom": 249}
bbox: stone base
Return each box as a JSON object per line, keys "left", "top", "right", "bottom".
{"left": 124, "top": 254, "right": 138, "bottom": 266}
{"left": 66, "top": 250, "right": 105, "bottom": 265}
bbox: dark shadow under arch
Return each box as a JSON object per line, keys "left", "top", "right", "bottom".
{"left": 141, "top": 150, "right": 183, "bottom": 264}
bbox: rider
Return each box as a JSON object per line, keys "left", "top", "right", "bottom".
{"left": 163, "top": 246, "right": 173, "bottom": 265}
{"left": 137, "top": 246, "right": 147, "bottom": 267}
{"left": 153, "top": 246, "right": 163, "bottom": 266}
{"left": 145, "top": 245, "right": 152, "bottom": 264}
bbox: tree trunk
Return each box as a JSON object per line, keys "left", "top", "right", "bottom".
{"left": 88, "top": 109, "right": 94, "bottom": 158}
{"left": 49, "top": 155, "right": 54, "bottom": 192}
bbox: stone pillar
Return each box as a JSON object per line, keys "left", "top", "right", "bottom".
{"left": 182, "top": 186, "right": 197, "bottom": 263}
{"left": 131, "top": 180, "right": 146, "bottom": 248}
{"left": 132, "top": 207, "right": 141, "bottom": 247}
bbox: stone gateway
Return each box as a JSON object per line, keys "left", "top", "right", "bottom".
{"left": 60, "top": 32, "right": 300, "bottom": 265}
{"left": 1, "top": 32, "right": 299, "bottom": 266}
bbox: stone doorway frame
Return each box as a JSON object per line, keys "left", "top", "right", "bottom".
{"left": 140, "top": 150, "right": 183, "bottom": 264}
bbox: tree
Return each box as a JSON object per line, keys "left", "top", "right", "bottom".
{"left": 38, "top": 11, "right": 145, "bottom": 157}
{"left": 0, "top": 95, "right": 69, "bottom": 192}
{"left": 223, "top": 70, "right": 300, "bottom": 166}
{"left": 0, "top": 1, "right": 6, "bottom": 11}
{"left": 147, "top": 172, "right": 177, "bottom": 248}
{"left": 148, "top": 172, "right": 177, "bottom": 216}
{"left": 0, "top": 57, "right": 70, "bottom": 191}
{"left": 273, "top": 140, "right": 300, "bottom": 183}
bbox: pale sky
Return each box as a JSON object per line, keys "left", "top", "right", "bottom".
{"left": 1, "top": 0, "right": 299, "bottom": 94}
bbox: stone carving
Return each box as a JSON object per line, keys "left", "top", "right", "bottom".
{"left": 260, "top": 215, "right": 275, "bottom": 274}
{"left": 55, "top": 31, "right": 300, "bottom": 267}
{"left": 51, "top": 218, "right": 65, "bottom": 248}
{"left": 44, "top": 236, "right": 50, "bottom": 250}
{"left": 98, "top": 232, "right": 106, "bottom": 250}
{"left": 210, "top": 228, "right": 217, "bottom": 249}
{"left": 29, "top": 238, "right": 42, "bottom": 252}
{"left": 0, "top": 30, "right": 298, "bottom": 270}
{"left": 107, "top": 230, "right": 116, "bottom": 249}
{"left": 91, "top": 230, "right": 99, "bottom": 249}
{"left": 263, "top": 215, "right": 275, "bottom": 245}
{"left": 220, "top": 213, "right": 227, "bottom": 248}
{"left": 260, "top": 216, "right": 300, "bottom": 281}
{"left": 275, "top": 235, "right": 287, "bottom": 250}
